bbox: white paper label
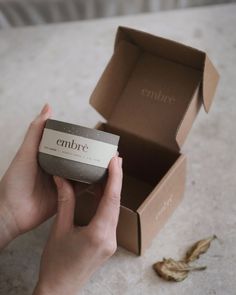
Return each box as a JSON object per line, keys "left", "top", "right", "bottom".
{"left": 39, "top": 128, "right": 118, "bottom": 168}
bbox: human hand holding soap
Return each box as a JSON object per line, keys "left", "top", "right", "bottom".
{"left": 38, "top": 119, "right": 120, "bottom": 184}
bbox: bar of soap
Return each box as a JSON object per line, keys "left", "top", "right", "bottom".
{"left": 38, "top": 119, "right": 120, "bottom": 184}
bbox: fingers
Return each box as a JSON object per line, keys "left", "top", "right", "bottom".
{"left": 53, "top": 176, "right": 76, "bottom": 236}
{"left": 89, "top": 155, "right": 123, "bottom": 231}
{"left": 19, "top": 103, "right": 51, "bottom": 158}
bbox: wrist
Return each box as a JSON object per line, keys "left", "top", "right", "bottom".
{"left": 33, "top": 282, "right": 69, "bottom": 295}
{"left": 0, "top": 184, "right": 19, "bottom": 249}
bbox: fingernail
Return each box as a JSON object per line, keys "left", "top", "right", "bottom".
{"left": 53, "top": 175, "right": 63, "bottom": 189}
{"left": 116, "top": 151, "right": 119, "bottom": 156}
{"left": 40, "top": 103, "right": 49, "bottom": 116}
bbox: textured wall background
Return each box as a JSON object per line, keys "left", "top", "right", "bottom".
{"left": 0, "top": 0, "right": 235, "bottom": 28}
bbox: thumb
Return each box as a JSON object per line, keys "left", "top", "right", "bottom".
{"left": 19, "top": 103, "right": 51, "bottom": 158}
{"left": 53, "top": 176, "right": 75, "bottom": 236}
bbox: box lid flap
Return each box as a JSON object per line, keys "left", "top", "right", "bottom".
{"left": 90, "top": 27, "right": 219, "bottom": 151}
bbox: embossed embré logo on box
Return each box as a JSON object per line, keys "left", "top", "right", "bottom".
{"left": 141, "top": 88, "right": 176, "bottom": 104}
{"left": 56, "top": 138, "right": 88, "bottom": 152}
{"left": 155, "top": 193, "right": 174, "bottom": 222}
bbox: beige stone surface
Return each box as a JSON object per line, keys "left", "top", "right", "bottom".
{"left": 0, "top": 3, "right": 235, "bottom": 294}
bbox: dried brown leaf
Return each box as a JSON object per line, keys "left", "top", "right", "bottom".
{"left": 153, "top": 258, "right": 206, "bottom": 282}
{"left": 184, "top": 235, "right": 217, "bottom": 262}
{"left": 153, "top": 258, "right": 188, "bottom": 282}
{"left": 153, "top": 234, "right": 217, "bottom": 282}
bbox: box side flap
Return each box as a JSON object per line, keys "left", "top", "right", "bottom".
{"left": 117, "top": 205, "right": 140, "bottom": 255}
{"left": 175, "top": 55, "right": 219, "bottom": 148}
{"left": 202, "top": 55, "right": 220, "bottom": 113}
{"left": 137, "top": 155, "right": 186, "bottom": 254}
{"left": 175, "top": 84, "right": 202, "bottom": 148}
{"left": 89, "top": 40, "right": 141, "bottom": 120}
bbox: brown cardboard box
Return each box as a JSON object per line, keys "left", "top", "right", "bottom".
{"left": 75, "top": 27, "right": 219, "bottom": 255}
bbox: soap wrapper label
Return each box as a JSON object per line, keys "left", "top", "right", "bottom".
{"left": 39, "top": 128, "right": 118, "bottom": 168}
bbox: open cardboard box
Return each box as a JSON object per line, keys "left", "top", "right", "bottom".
{"left": 75, "top": 27, "right": 219, "bottom": 255}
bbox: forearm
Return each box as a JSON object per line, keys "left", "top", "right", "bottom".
{"left": 0, "top": 205, "right": 15, "bottom": 249}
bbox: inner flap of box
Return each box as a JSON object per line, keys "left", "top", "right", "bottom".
{"left": 90, "top": 40, "right": 202, "bottom": 151}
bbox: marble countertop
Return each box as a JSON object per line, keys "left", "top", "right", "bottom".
{"left": 0, "top": 3, "right": 235, "bottom": 295}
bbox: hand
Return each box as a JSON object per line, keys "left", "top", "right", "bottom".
{"left": 33, "top": 155, "right": 123, "bottom": 295}
{"left": 0, "top": 104, "right": 57, "bottom": 249}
